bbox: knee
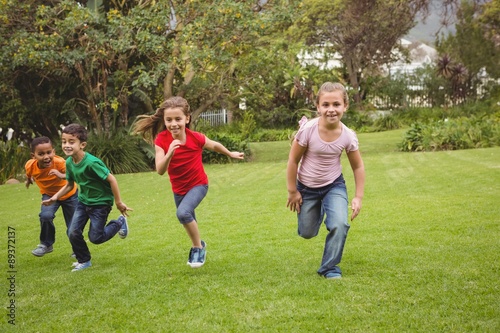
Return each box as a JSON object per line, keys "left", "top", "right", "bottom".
{"left": 326, "top": 220, "right": 350, "bottom": 234}
{"left": 298, "top": 227, "right": 318, "bottom": 239}
{"left": 176, "top": 210, "right": 193, "bottom": 224}
{"left": 68, "top": 229, "right": 82, "bottom": 241}
{"left": 39, "top": 211, "right": 55, "bottom": 223}
{"left": 88, "top": 232, "right": 104, "bottom": 244}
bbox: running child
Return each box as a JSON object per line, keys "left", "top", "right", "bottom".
{"left": 132, "top": 96, "right": 244, "bottom": 268}
{"left": 25, "top": 136, "right": 78, "bottom": 257}
{"left": 42, "top": 124, "right": 132, "bottom": 272}
{"left": 286, "top": 82, "right": 365, "bottom": 279}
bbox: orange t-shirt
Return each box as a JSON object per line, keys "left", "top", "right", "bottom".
{"left": 25, "top": 155, "right": 77, "bottom": 200}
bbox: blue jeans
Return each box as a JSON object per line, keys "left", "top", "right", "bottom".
{"left": 39, "top": 192, "right": 78, "bottom": 247}
{"left": 296, "top": 175, "right": 350, "bottom": 276}
{"left": 68, "top": 202, "right": 121, "bottom": 263}
{"left": 173, "top": 185, "right": 208, "bottom": 224}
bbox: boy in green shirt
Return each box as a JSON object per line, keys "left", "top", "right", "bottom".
{"left": 43, "top": 124, "right": 132, "bottom": 272}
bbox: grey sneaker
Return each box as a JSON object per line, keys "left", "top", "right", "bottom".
{"left": 71, "top": 261, "right": 92, "bottom": 272}
{"left": 118, "top": 215, "right": 128, "bottom": 239}
{"left": 31, "top": 244, "right": 53, "bottom": 257}
{"left": 324, "top": 271, "right": 342, "bottom": 279}
{"left": 187, "top": 240, "right": 206, "bottom": 268}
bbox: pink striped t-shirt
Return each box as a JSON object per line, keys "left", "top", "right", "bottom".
{"left": 295, "top": 117, "right": 359, "bottom": 188}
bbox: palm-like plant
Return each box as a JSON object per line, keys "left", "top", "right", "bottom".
{"left": 436, "top": 54, "right": 471, "bottom": 104}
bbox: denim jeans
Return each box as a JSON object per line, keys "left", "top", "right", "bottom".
{"left": 173, "top": 185, "right": 208, "bottom": 224}
{"left": 296, "top": 174, "right": 350, "bottom": 276}
{"left": 68, "top": 202, "right": 121, "bottom": 263}
{"left": 39, "top": 192, "right": 78, "bottom": 247}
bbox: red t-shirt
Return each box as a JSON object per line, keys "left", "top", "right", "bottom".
{"left": 154, "top": 129, "right": 208, "bottom": 195}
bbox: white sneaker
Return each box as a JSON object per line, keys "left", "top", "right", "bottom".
{"left": 71, "top": 261, "right": 92, "bottom": 272}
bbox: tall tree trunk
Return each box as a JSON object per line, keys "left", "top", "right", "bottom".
{"left": 75, "top": 62, "right": 102, "bottom": 133}
{"left": 344, "top": 55, "right": 362, "bottom": 107}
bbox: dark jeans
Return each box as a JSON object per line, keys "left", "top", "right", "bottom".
{"left": 39, "top": 192, "right": 78, "bottom": 247}
{"left": 68, "top": 201, "right": 121, "bottom": 263}
{"left": 296, "top": 174, "right": 350, "bottom": 276}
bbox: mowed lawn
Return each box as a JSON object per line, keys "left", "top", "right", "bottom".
{"left": 1, "top": 129, "right": 499, "bottom": 332}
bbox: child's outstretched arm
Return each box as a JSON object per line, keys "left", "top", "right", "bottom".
{"left": 286, "top": 140, "right": 306, "bottom": 213}
{"left": 25, "top": 176, "right": 33, "bottom": 189}
{"left": 42, "top": 180, "right": 74, "bottom": 206}
{"left": 203, "top": 138, "right": 244, "bottom": 160}
{"left": 347, "top": 150, "right": 365, "bottom": 221}
{"left": 106, "top": 173, "right": 132, "bottom": 217}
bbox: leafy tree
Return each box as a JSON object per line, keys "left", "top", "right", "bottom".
{"left": 437, "top": 0, "right": 500, "bottom": 80}
{"left": 0, "top": 0, "right": 301, "bottom": 139}
{"left": 160, "top": 0, "right": 303, "bottom": 127}
{"left": 293, "top": 0, "right": 432, "bottom": 107}
{"left": 289, "top": 0, "right": 492, "bottom": 109}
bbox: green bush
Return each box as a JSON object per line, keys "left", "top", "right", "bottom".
{"left": 342, "top": 111, "right": 374, "bottom": 132}
{"left": 373, "top": 114, "right": 402, "bottom": 132}
{"left": 86, "top": 129, "right": 152, "bottom": 174}
{"left": 0, "top": 140, "right": 31, "bottom": 184}
{"left": 400, "top": 113, "right": 500, "bottom": 152}
{"left": 248, "top": 128, "right": 295, "bottom": 142}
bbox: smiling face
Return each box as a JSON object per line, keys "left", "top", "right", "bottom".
{"left": 316, "top": 90, "right": 348, "bottom": 128}
{"left": 163, "top": 107, "right": 190, "bottom": 139}
{"left": 32, "top": 142, "right": 55, "bottom": 169}
{"left": 61, "top": 133, "right": 86, "bottom": 161}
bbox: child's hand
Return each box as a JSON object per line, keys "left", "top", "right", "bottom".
{"left": 116, "top": 202, "right": 133, "bottom": 217}
{"left": 48, "top": 169, "right": 65, "bottom": 179}
{"left": 25, "top": 177, "right": 33, "bottom": 189}
{"left": 42, "top": 197, "right": 56, "bottom": 206}
{"left": 229, "top": 152, "right": 245, "bottom": 160}
{"left": 287, "top": 191, "right": 303, "bottom": 213}
{"left": 350, "top": 197, "right": 362, "bottom": 221}
{"left": 168, "top": 140, "right": 183, "bottom": 155}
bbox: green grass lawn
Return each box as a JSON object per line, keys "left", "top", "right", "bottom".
{"left": 1, "top": 129, "right": 499, "bottom": 332}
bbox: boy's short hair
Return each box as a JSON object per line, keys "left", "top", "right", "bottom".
{"left": 30, "top": 136, "right": 52, "bottom": 152}
{"left": 62, "top": 124, "right": 88, "bottom": 142}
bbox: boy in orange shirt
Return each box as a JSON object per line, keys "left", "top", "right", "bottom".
{"left": 25, "top": 137, "right": 78, "bottom": 257}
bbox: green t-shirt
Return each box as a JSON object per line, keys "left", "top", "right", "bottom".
{"left": 66, "top": 152, "right": 114, "bottom": 206}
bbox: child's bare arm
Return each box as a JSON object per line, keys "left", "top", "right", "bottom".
{"left": 155, "top": 142, "right": 179, "bottom": 175}
{"left": 42, "top": 180, "right": 75, "bottom": 206}
{"left": 106, "top": 173, "right": 133, "bottom": 216}
{"left": 204, "top": 138, "right": 244, "bottom": 160}
{"left": 25, "top": 175, "right": 33, "bottom": 189}
{"left": 286, "top": 140, "right": 306, "bottom": 213}
{"left": 347, "top": 150, "right": 365, "bottom": 220}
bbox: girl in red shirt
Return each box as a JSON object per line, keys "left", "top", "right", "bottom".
{"left": 133, "top": 96, "right": 244, "bottom": 268}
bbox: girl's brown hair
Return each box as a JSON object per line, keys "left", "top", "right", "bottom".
{"left": 132, "top": 96, "right": 191, "bottom": 143}
{"left": 315, "top": 82, "right": 349, "bottom": 107}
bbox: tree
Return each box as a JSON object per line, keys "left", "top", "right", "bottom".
{"left": 0, "top": 0, "right": 301, "bottom": 139}
{"left": 293, "top": 0, "right": 433, "bottom": 108}
{"left": 437, "top": 0, "right": 500, "bottom": 80}
{"left": 159, "top": 0, "right": 302, "bottom": 126}
{"left": 290, "top": 0, "right": 493, "bottom": 108}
